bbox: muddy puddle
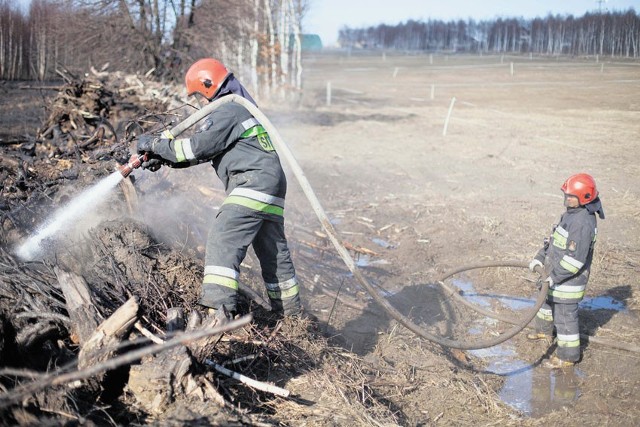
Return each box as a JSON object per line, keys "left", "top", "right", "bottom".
{"left": 453, "top": 279, "right": 628, "bottom": 417}
{"left": 470, "top": 343, "right": 585, "bottom": 416}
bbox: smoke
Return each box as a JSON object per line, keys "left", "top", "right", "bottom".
{"left": 132, "top": 165, "right": 224, "bottom": 252}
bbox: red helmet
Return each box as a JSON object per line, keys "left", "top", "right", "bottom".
{"left": 561, "top": 173, "right": 598, "bottom": 205}
{"left": 185, "top": 58, "right": 230, "bottom": 100}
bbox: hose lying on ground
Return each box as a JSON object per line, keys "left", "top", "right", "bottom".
{"left": 158, "top": 95, "right": 549, "bottom": 350}
{"left": 435, "top": 261, "right": 640, "bottom": 354}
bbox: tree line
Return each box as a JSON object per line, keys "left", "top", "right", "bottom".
{"left": 339, "top": 10, "right": 640, "bottom": 58}
{"left": 0, "top": 0, "right": 308, "bottom": 98}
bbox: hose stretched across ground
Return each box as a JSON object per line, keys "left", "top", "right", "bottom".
{"left": 436, "top": 261, "right": 640, "bottom": 354}
{"left": 162, "top": 95, "right": 547, "bottom": 350}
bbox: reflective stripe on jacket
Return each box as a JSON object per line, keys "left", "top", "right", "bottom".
{"left": 535, "top": 207, "right": 597, "bottom": 303}
{"left": 152, "top": 101, "right": 287, "bottom": 221}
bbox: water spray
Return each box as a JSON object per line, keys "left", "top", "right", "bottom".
{"left": 16, "top": 171, "right": 125, "bottom": 261}
{"left": 15, "top": 152, "right": 148, "bottom": 261}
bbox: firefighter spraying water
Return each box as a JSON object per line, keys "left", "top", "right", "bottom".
{"left": 131, "top": 58, "right": 301, "bottom": 321}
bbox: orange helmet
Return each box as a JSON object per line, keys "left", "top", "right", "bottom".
{"left": 561, "top": 173, "right": 598, "bottom": 205}
{"left": 185, "top": 58, "right": 230, "bottom": 100}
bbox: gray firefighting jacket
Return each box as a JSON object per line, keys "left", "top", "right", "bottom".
{"left": 152, "top": 101, "right": 287, "bottom": 222}
{"left": 534, "top": 206, "right": 598, "bottom": 304}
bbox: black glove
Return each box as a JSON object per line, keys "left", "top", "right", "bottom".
{"left": 136, "top": 134, "right": 158, "bottom": 154}
{"left": 141, "top": 157, "right": 163, "bottom": 172}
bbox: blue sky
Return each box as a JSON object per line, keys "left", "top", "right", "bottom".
{"left": 304, "top": 0, "right": 639, "bottom": 46}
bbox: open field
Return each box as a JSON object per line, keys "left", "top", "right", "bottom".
{"left": 273, "top": 51, "right": 640, "bottom": 424}
{"left": 1, "top": 52, "right": 639, "bottom": 425}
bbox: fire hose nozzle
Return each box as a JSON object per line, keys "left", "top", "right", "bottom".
{"left": 118, "top": 153, "right": 148, "bottom": 178}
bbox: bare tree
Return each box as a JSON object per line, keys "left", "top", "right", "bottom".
{"left": 1, "top": 0, "right": 30, "bottom": 80}
{"left": 338, "top": 9, "right": 640, "bottom": 58}
{"left": 2, "top": 0, "right": 309, "bottom": 96}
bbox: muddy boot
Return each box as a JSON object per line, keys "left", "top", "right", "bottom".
{"left": 208, "top": 306, "right": 233, "bottom": 326}
{"left": 267, "top": 277, "right": 301, "bottom": 318}
{"left": 269, "top": 292, "right": 301, "bottom": 319}
{"left": 527, "top": 332, "right": 553, "bottom": 343}
{"left": 543, "top": 355, "right": 575, "bottom": 369}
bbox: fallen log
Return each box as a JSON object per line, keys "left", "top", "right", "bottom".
{"left": 54, "top": 267, "right": 100, "bottom": 344}
{"left": 78, "top": 297, "right": 139, "bottom": 369}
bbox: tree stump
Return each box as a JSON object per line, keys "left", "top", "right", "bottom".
{"left": 55, "top": 268, "right": 139, "bottom": 396}
{"left": 127, "top": 307, "right": 193, "bottom": 414}
{"left": 127, "top": 307, "right": 229, "bottom": 414}
{"left": 127, "top": 346, "right": 193, "bottom": 414}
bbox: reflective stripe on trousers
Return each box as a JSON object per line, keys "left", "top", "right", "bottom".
{"left": 265, "top": 276, "right": 302, "bottom": 316}
{"left": 266, "top": 276, "right": 299, "bottom": 300}
{"left": 533, "top": 300, "right": 581, "bottom": 363}
{"left": 222, "top": 188, "right": 285, "bottom": 216}
{"left": 200, "top": 208, "right": 296, "bottom": 313}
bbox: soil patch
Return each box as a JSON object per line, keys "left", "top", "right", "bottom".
{"left": 1, "top": 52, "right": 639, "bottom": 426}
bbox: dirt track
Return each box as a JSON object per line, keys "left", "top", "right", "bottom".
{"left": 1, "top": 52, "right": 639, "bottom": 425}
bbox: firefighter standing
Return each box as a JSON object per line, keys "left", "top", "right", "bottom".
{"left": 528, "top": 173, "right": 604, "bottom": 368}
{"left": 136, "top": 58, "right": 301, "bottom": 319}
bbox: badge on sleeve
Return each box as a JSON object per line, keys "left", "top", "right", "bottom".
{"left": 197, "top": 118, "right": 213, "bottom": 133}
{"left": 568, "top": 240, "right": 577, "bottom": 252}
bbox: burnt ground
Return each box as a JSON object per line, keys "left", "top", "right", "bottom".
{"left": 1, "top": 52, "right": 639, "bottom": 426}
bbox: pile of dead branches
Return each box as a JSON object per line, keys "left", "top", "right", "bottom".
{"left": 0, "top": 66, "right": 183, "bottom": 247}
{"left": 0, "top": 226, "right": 303, "bottom": 425}
{"left": 0, "top": 232, "right": 401, "bottom": 426}
{"left": 38, "top": 66, "right": 180, "bottom": 150}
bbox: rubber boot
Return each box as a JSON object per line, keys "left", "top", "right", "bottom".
{"left": 543, "top": 355, "right": 575, "bottom": 369}
{"left": 527, "top": 332, "right": 552, "bottom": 342}
{"left": 207, "top": 307, "right": 232, "bottom": 327}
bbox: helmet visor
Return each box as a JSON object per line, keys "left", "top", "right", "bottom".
{"left": 191, "top": 92, "right": 210, "bottom": 109}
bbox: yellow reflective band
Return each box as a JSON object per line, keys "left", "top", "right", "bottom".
{"left": 557, "top": 339, "right": 581, "bottom": 348}
{"left": 203, "top": 274, "right": 238, "bottom": 290}
{"left": 549, "top": 289, "right": 585, "bottom": 300}
{"left": 553, "top": 230, "right": 567, "bottom": 250}
{"left": 536, "top": 310, "right": 553, "bottom": 322}
{"left": 241, "top": 125, "right": 275, "bottom": 151}
{"left": 268, "top": 284, "right": 300, "bottom": 300}
{"left": 241, "top": 124, "right": 265, "bottom": 138}
{"left": 560, "top": 259, "right": 580, "bottom": 274}
{"left": 174, "top": 139, "right": 187, "bottom": 163}
{"left": 162, "top": 129, "right": 175, "bottom": 139}
{"left": 223, "top": 195, "right": 284, "bottom": 216}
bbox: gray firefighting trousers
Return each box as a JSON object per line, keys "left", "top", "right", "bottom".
{"left": 533, "top": 300, "right": 580, "bottom": 362}
{"left": 199, "top": 208, "right": 300, "bottom": 316}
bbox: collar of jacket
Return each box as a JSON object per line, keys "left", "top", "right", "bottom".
{"left": 585, "top": 197, "right": 605, "bottom": 219}
{"left": 565, "top": 206, "right": 584, "bottom": 215}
